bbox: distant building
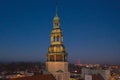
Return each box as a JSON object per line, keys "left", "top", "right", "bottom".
{"left": 85, "top": 74, "right": 104, "bottom": 80}
{"left": 46, "top": 0, "right": 70, "bottom": 80}
{"left": 81, "top": 68, "right": 111, "bottom": 80}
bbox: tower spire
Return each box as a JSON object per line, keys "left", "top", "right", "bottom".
{"left": 53, "top": 0, "right": 60, "bottom": 29}
{"left": 56, "top": 0, "right": 58, "bottom": 16}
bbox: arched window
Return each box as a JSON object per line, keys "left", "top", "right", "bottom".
{"left": 54, "top": 36, "right": 56, "bottom": 42}
{"left": 57, "top": 36, "right": 59, "bottom": 41}
{"left": 55, "top": 23, "right": 58, "bottom": 26}
{"left": 50, "top": 55, "right": 54, "bottom": 61}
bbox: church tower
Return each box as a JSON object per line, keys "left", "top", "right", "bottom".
{"left": 46, "top": 0, "right": 70, "bottom": 80}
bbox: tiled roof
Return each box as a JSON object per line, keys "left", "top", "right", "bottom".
{"left": 9, "top": 74, "right": 56, "bottom": 80}
{"left": 92, "top": 74, "right": 104, "bottom": 80}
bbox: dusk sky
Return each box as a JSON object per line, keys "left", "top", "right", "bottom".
{"left": 0, "top": 0, "right": 120, "bottom": 65}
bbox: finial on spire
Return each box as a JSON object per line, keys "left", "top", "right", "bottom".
{"left": 56, "top": 0, "right": 58, "bottom": 16}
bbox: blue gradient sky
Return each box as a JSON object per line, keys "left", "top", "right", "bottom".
{"left": 0, "top": 0, "right": 120, "bottom": 65}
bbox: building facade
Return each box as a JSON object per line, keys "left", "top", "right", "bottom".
{"left": 81, "top": 68, "right": 111, "bottom": 80}
{"left": 46, "top": 2, "right": 70, "bottom": 80}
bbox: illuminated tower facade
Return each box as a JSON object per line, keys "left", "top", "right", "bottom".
{"left": 46, "top": 1, "right": 70, "bottom": 80}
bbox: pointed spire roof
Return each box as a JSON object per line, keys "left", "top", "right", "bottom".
{"left": 53, "top": 0, "right": 60, "bottom": 29}
{"left": 53, "top": 0, "right": 60, "bottom": 20}
{"left": 56, "top": 0, "right": 58, "bottom": 16}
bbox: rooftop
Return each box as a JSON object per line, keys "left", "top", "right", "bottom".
{"left": 9, "top": 74, "right": 56, "bottom": 80}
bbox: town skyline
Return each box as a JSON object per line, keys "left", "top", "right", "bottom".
{"left": 0, "top": 0, "right": 120, "bottom": 65}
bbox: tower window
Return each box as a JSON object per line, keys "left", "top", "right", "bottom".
{"left": 55, "top": 23, "right": 58, "bottom": 26}
{"left": 54, "top": 36, "right": 56, "bottom": 42}
{"left": 57, "top": 36, "right": 59, "bottom": 41}
{"left": 56, "top": 55, "right": 62, "bottom": 61}
{"left": 50, "top": 55, "right": 54, "bottom": 61}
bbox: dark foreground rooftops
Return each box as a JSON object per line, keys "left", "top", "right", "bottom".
{"left": 9, "top": 74, "right": 56, "bottom": 80}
